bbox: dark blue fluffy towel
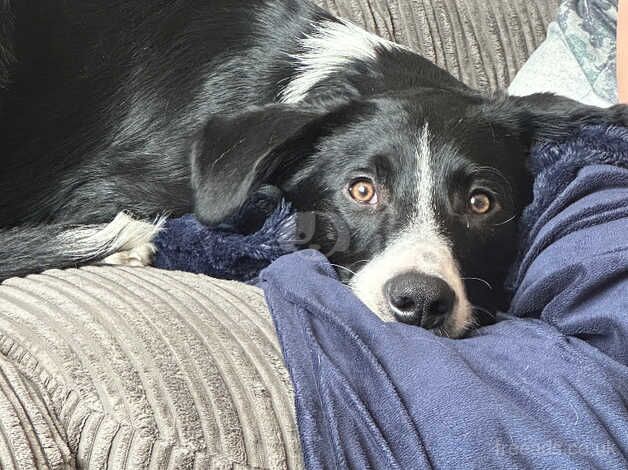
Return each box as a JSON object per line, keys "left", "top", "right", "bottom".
{"left": 153, "top": 192, "right": 296, "bottom": 282}
{"left": 259, "top": 125, "right": 628, "bottom": 469}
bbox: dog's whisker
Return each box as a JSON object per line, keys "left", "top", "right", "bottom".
{"left": 330, "top": 263, "right": 358, "bottom": 277}
{"left": 437, "top": 326, "right": 451, "bottom": 339}
{"left": 492, "top": 214, "right": 517, "bottom": 226}
{"left": 472, "top": 305, "right": 493, "bottom": 318}
{"left": 470, "top": 166, "right": 515, "bottom": 207}
{"left": 474, "top": 166, "right": 513, "bottom": 191}
{"left": 461, "top": 277, "right": 494, "bottom": 290}
{"left": 465, "top": 313, "right": 481, "bottom": 329}
{"left": 348, "top": 259, "right": 372, "bottom": 269}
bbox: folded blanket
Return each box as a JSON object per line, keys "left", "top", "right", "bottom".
{"left": 260, "top": 125, "right": 628, "bottom": 469}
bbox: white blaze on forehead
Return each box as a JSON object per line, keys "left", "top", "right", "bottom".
{"left": 414, "top": 124, "right": 438, "bottom": 232}
{"left": 350, "top": 125, "right": 473, "bottom": 337}
{"left": 279, "top": 19, "right": 403, "bottom": 104}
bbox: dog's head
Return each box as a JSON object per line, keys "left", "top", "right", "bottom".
{"left": 191, "top": 90, "right": 582, "bottom": 337}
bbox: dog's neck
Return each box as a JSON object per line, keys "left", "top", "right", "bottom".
{"left": 278, "top": 17, "right": 406, "bottom": 104}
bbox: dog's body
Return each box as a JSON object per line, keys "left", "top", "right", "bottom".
{"left": 1, "top": 0, "right": 627, "bottom": 337}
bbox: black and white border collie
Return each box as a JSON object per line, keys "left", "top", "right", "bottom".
{"left": 1, "top": 0, "right": 626, "bottom": 337}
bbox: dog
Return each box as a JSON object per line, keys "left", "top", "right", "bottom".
{"left": 1, "top": 0, "right": 627, "bottom": 338}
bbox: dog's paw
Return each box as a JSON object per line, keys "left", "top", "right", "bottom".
{"left": 91, "top": 211, "right": 165, "bottom": 268}
{"left": 102, "top": 242, "right": 156, "bottom": 267}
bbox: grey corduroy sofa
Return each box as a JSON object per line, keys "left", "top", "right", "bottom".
{"left": 0, "top": 1, "right": 559, "bottom": 468}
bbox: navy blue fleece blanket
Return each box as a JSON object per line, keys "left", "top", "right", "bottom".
{"left": 259, "top": 125, "right": 628, "bottom": 469}
{"left": 153, "top": 193, "right": 296, "bottom": 283}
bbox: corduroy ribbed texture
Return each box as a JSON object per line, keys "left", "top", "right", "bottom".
{"left": 313, "top": 0, "right": 560, "bottom": 92}
{"left": 0, "top": 267, "right": 302, "bottom": 469}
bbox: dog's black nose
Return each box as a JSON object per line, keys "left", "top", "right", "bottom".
{"left": 385, "top": 272, "right": 455, "bottom": 328}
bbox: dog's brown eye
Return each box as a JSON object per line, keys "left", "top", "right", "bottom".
{"left": 349, "top": 179, "right": 378, "bottom": 205}
{"left": 469, "top": 191, "right": 492, "bottom": 215}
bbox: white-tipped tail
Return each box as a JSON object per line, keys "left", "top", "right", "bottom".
{"left": 0, "top": 212, "right": 166, "bottom": 282}
{"left": 58, "top": 212, "right": 165, "bottom": 260}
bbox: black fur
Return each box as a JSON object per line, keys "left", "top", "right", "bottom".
{"left": 0, "top": 222, "right": 115, "bottom": 280}
{"left": 1, "top": 0, "right": 626, "bottom": 330}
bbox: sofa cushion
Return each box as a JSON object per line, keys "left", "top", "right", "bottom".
{"left": 0, "top": 268, "right": 301, "bottom": 469}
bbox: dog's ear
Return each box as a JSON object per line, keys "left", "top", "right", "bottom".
{"left": 190, "top": 103, "right": 330, "bottom": 226}
{"left": 486, "top": 93, "right": 628, "bottom": 144}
